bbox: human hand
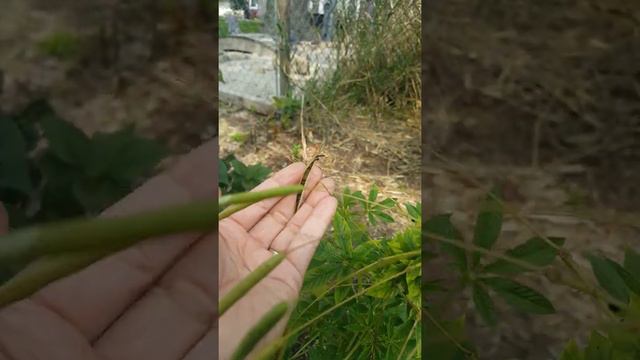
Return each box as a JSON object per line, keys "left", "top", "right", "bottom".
{"left": 219, "top": 162, "right": 337, "bottom": 359}
{"left": 0, "top": 140, "right": 216, "bottom": 360}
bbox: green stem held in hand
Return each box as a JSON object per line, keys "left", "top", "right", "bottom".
{"left": 219, "top": 253, "right": 286, "bottom": 316}
{"left": 231, "top": 302, "right": 289, "bottom": 360}
{"left": 0, "top": 251, "right": 111, "bottom": 307}
{"left": 0, "top": 200, "right": 218, "bottom": 266}
{"left": 219, "top": 185, "right": 303, "bottom": 209}
{"left": 218, "top": 185, "right": 303, "bottom": 220}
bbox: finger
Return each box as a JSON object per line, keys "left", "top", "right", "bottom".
{"left": 94, "top": 234, "right": 214, "bottom": 360}
{"left": 225, "top": 162, "right": 305, "bottom": 231}
{"left": 0, "top": 202, "right": 8, "bottom": 235}
{"left": 286, "top": 195, "right": 337, "bottom": 277}
{"left": 248, "top": 166, "right": 323, "bottom": 249}
{"left": 270, "top": 177, "right": 335, "bottom": 254}
{"left": 26, "top": 140, "right": 215, "bottom": 341}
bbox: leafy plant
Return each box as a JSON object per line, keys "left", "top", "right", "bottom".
{"left": 272, "top": 93, "right": 302, "bottom": 129}
{"left": 0, "top": 100, "right": 167, "bottom": 284}
{"left": 274, "top": 187, "right": 421, "bottom": 359}
{"left": 218, "top": 154, "right": 271, "bottom": 195}
{"left": 230, "top": 132, "right": 249, "bottom": 144}
{"left": 290, "top": 143, "right": 302, "bottom": 161}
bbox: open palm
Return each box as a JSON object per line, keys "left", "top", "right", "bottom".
{"left": 219, "top": 162, "right": 336, "bottom": 360}
{"left": 0, "top": 141, "right": 217, "bottom": 360}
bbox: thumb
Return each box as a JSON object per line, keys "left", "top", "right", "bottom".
{"left": 0, "top": 202, "right": 9, "bottom": 235}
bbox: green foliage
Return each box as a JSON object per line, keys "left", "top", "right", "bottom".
{"left": 229, "top": 132, "right": 249, "bottom": 143}
{"left": 218, "top": 154, "right": 271, "bottom": 195}
{"left": 219, "top": 17, "right": 230, "bottom": 38}
{"left": 290, "top": 143, "right": 302, "bottom": 161}
{"left": 36, "top": 31, "right": 81, "bottom": 60}
{"left": 218, "top": 16, "right": 262, "bottom": 38}
{"left": 281, "top": 188, "right": 421, "bottom": 358}
{"left": 306, "top": 0, "right": 420, "bottom": 116}
{"left": 0, "top": 100, "right": 166, "bottom": 226}
{"left": 560, "top": 300, "right": 640, "bottom": 360}
{"left": 0, "top": 99, "right": 167, "bottom": 284}
{"left": 238, "top": 19, "right": 262, "bottom": 33}
{"left": 271, "top": 93, "right": 302, "bottom": 129}
{"left": 424, "top": 189, "right": 559, "bottom": 347}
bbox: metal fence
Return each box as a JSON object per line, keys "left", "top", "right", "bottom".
{"left": 220, "top": 0, "right": 420, "bottom": 110}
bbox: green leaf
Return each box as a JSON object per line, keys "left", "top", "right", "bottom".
{"left": 472, "top": 283, "right": 497, "bottom": 326}
{"left": 406, "top": 265, "right": 421, "bottom": 308}
{"left": 424, "top": 214, "right": 467, "bottom": 273}
{"left": 372, "top": 210, "right": 394, "bottom": 224}
{"left": 218, "top": 160, "right": 230, "bottom": 191}
{"left": 610, "top": 260, "right": 640, "bottom": 296}
{"left": 624, "top": 248, "right": 640, "bottom": 279}
{"left": 587, "top": 254, "right": 629, "bottom": 303}
{"left": 378, "top": 197, "right": 396, "bottom": 209}
{"left": 584, "top": 331, "right": 612, "bottom": 360}
{"left": 0, "top": 117, "right": 32, "bottom": 194}
{"left": 368, "top": 185, "right": 378, "bottom": 203}
{"left": 40, "top": 115, "right": 90, "bottom": 165}
{"left": 72, "top": 178, "right": 128, "bottom": 214}
{"left": 94, "top": 129, "right": 166, "bottom": 183}
{"left": 483, "top": 237, "right": 565, "bottom": 275}
{"left": 472, "top": 191, "right": 503, "bottom": 266}
{"left": 560, "top": 340, "right": 584, "bottom": 360}
{"left": 482, "top": 277, "right": 555, "bottom": 314}
{"left": 405, "top": 202, "right": 421, "bottom": 221}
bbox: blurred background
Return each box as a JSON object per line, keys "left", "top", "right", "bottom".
{"left": 424, "top": 1, "right": 640, "bottom": 359}
{"left": 0, "top": 0, "right": 216, "bottom": 229}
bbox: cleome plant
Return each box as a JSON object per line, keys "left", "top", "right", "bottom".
{"left": 423, "top": 189, "right": 640, "bottom": 359}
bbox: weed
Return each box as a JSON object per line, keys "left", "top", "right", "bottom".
{"left": 218, "top": 154, "right": 271, "bottom": 195}
{"left": 230, "top": 132, "right": 249, "bottom": 144}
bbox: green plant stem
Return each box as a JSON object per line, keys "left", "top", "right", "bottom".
{"left": 423, "top": 307, "right": 476, "bottom": 358}
{"left": 397, "top": 318, "right": 419, "bottom": 360}
{"left": 255, "top": 264, "right": 419, "bottom": 358}
{"left": 218, "top": 203, "right": 252, "bottom": 220}
{"left": 231, "top": 302, "right": 289, "bottom": 360}
{"left": 218, "top": 186, "right": 303, "bottom": 220}
{"left": 297, "top": 249, "right": 420, "bottom": 318}
{"left": 0, "top": 200, "right": 218, "bottom": 265}
{"left": 0, "top": 250, "right": 112, "bottom": 307}
{"left": 219, "top": 185, "right": 303, "bottom": 208}
{"left": 219, "top": 253, "right": 285, "bottom": 316}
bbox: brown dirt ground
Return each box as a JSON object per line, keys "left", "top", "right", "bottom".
{"left": 219, "top": 102, "right": 421, "bottom": 232}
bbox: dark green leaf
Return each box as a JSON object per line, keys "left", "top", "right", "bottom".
{"left": 0, "top": 117, "right": 32, "bottom": 194}
{"left": 472, "top": 191, "right": 503, "bottom": 266}
{"left": 609, "top": 259, "right": 640, "bottom": 296}
{"left": 372, "top": 211, "right": 394, "bottom": 224}
{"left": 585, "top": 331, "right": 612, "bottom": 360}
{"left": 624, "top": 248, "right": 640, "bottom": 280}
{"left": 40, "top": 115, "right": 90, "bottom": 165}
{"left": 368, "top": 185, "right": 378, "bottom": 203}
{"left": 424, "top": 214, "right": 467, "bottom": 273}
{"left": 218, "top": 160, "right": 229, "bottom": 190}
{"left": 405, "top": 202, "right": 421, "bottom": 221}
{"left": 102, "top": 131, "right": 166, "bottom": 183}
{"left": 378, "top": 197, "right": 396, "bottom": 209}
{"left": 473, "top": 283, "right": 497, "bottom": 326}
{"left": 482, "top": 277, "right": 555, "bottom": 314}
{"left": 483, "top": 237, "right": 565, "bottom": 275}
{"left": 72, "top": 178, "right": 128, "bottom": 214}
{"left": 587, "top": 254, "right": 629, "bottom": 303}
